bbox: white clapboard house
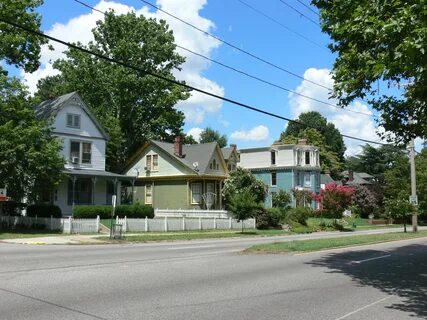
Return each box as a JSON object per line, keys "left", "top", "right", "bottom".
{"left": 34, "top": 92, "right": 133, "bottom": 215}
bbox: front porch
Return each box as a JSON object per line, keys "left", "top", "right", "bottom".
{"left": 56, "top": 169, "right": 135, "bottom": 216}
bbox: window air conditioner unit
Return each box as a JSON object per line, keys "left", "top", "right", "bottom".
{"left": 72, "top": 157, "right": 79, "bottom": 164}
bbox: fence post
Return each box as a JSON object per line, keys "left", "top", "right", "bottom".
{"left": 116, "top": 216, "right": 119, "bottom": 224}
{"left": 182, "top": 216, "right": 185, "bottom": 231}
{"left": 68, "top": 216, "right": 72, "bottom": 234}
{"left": 214, "top": 217, "right": 217, "bottom": 230}
{"left": 145, "top": 216, "right": 148, "bottom": 232}
{"left": 199, "top": 217, "right": 202, "bottom": 230}
{"left": 253, "top": 217, "right": 256, "bottom": 229}
{"left": 124, "top": 216, "right": 127, "bottom": 233}
{"left": 229, "top": 217, "right": 232, "bottom": 229}
{"left": 50, "top": 215, "right": 53, "bottom": 230}
{"left": 96, "top": 215, "right": 100, "bottom": 233}
{"left": 164, "top": 216, "right": 168, "bottom": 232}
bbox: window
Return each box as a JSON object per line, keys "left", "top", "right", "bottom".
{"left": 304, "top": 173, "right": 311, "bottom": 187}
{"left": 146, "top": 155, "right": 152, "bottom": 170}
{"left": 82, "top": 142, "right": 91, "bottom": 164}
{"left": 145, "top": 185, "right": 152, "bottom": 204}
{"left": 305, "top": 151, "right": 310, "bottom": 165}
{"left": 152, "top": 154, "right": 159, "bottom": 170}
{"left": 297, "top": 151, "right": 302, "bottom": 165}
{"left": 68, "top": 178, "right": 92, "bottom": 205}
{"left": 66, "top": 113, "right": 81, "bottom": 128}
{"left": 271, "top": 151, "right": 276, "bottom": 165}
{"left": 271, "top": 172, "right": 277, "bottom": 186}
{"left": 70, "top": 141, "right": 91, "bottom": 165}
{"left": 145, "top": 154, "right": 159, "bottom": 171}
{"left": 191, "top": 183, "right": 202, "bottom": 204}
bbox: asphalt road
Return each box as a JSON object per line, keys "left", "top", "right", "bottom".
{"left": 0, "top": 231, "right": 426, "bottom": 320}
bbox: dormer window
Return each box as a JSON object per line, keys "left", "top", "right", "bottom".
{"left": 210, "top": 159, "right": 219, "bottom": 170}
{"left": 271, "top": 150, "right": 276, "bottom": 165}
{"left": 66, "top": 113, "right": 81, "bottom": 129}
{"left": 305, "top": 151, "right": 310, "bottom": 165}
{"left": 145, "top": 154, "right": 158, "bottom": 171}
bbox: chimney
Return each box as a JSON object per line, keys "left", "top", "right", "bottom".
{"left": 297, "top": 139, "right": 307, "bottom": 145}
{"left": 174, "top": 136, "right": 183, "bottom": 158}
{"left": 348, "top": 170, "right": 354, "bottom": 182}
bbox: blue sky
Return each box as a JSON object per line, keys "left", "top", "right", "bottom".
{"left": 10, "top": 0, "right": 408, "bottom": 154}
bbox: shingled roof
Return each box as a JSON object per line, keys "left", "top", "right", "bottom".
{"left": 33, "top": 92, "right": 109, "bottom": 140}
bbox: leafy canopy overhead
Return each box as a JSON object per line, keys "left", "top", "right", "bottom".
{"left": 199, "top": 127, "right": 228, "bottom": 148}
{"left": 0, "top": 0, "right": 47, "bottom": 72}
{"left": 313, "top": 0, "right": 427, "bottom": 142}
{"left": 35, "top": 11, "right": 190, "bottom": 171}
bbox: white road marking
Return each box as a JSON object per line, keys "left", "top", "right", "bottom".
{"left": 351, "top": 254, "right": 391, "bottom": 264}
{"left": 334, "top": 296, "right": 392, "bottom": 320}
{"left": 168, "top": 245, "right": 216, "bottom": 250}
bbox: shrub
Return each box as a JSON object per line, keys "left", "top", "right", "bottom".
{"left": 284, "top": 207, "right": 312, "bottom": 226}
{"left": 73, "top": 204, "right": 154, "bottom": 219}
{"left": 0, "top": 201, "right": 26, "bottom": 216}
{"left": 272, "top": 190, "right": 292, "bottom": 209}
{"left": 256, "top": 208, "right": 285, "bottom": 229}
{"left": 27, "top": 204, "right": 62, "bottom": 218}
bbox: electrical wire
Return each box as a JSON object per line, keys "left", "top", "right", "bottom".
{"left": 278, "top": 0, "right": 319, "bottom": 26}
{"left": 295, "top": 0, "right": 320, "bottom": 17}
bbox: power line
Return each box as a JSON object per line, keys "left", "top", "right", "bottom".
{"left": 295, "top": 0, "right": 320, "bottom": 18}
{"left": 73, "top": 0, "right": 376, "bottom": 118}
{"left": 278, "top": 0, "right": 319, "bottom": 26}
{"left": 237, "top": 0, "right": 325, "bottom": 50}
{"left": 137, "top": 0, "right": 330, "bottom": 91}
{"left": 0, "top": 17, "right": 387, "bottom": 146}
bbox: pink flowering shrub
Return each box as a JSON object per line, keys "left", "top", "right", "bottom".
{"left": 312, "top": 183, "right": 354, "bottom": 219}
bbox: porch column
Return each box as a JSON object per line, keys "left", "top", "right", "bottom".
{"left": 131, "top": 179, "right": 136, "bottom": 204}
{"left": 219, "top": 181, "right": 223, "bottom": 209}
{"left": 91, "top": 177, "right": 97, "bottom": 205}
{"left": 71, "top": 176, "right": 77, "bottom": 217}
{"left": 187, "top": 180, "right": 190, "bottom": 206}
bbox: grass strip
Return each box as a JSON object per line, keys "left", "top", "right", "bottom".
{"left": 245, "top": 230, "right": 427, "bottom": 253}
{"left": 0, "top": 230, "right": 62, "bottom": 240}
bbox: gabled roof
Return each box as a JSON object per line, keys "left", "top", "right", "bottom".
{"left": 124, "top": 140, "right": 228, "bottom": 176}
{"left": 320, "top": 174, "right": 335, "bottom": 185}
{"left": 221, "top": 146, "right": 238, "bottom": 160}
{"left": 341, "top": 170, "right": 374, "bottom": 185}
{"left": 33, "top": 92, "right": 109, "bottom": 140}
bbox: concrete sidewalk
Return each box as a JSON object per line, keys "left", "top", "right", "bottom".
{"left": 1, "top": 226, "right": 426, "bottom": 245}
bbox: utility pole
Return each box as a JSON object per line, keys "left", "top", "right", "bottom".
{"left": 409, "top": 139, "right": 418, "bottom": 232}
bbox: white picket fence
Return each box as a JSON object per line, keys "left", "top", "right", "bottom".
{"left": 155, "top": 209, "right": 229, "bottom": 218}
{"left": 0, "top": 215, "right": 100, "bottom": 234}
{"left": 115, "top": 216, "right": 256, "bottom": 233}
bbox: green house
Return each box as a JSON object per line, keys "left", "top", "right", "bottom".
{"left": 123, "top": 137, "right": 229, "bottom": 209}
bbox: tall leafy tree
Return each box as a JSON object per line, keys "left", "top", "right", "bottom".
{"left": 0, "top": 74, "right": 64, "bottom": 202}
{"left": 0, "top": 0, "right": 47, "bottom": 73}
{"left": 34, "top": 11, "right": 190, "bottom": 171}
{"left": 313, "top": 0, "right": 427, "bottom": 142}
{"left": 199, "top": 127, "right": 228, "bottom": 148}
{"left": 281, "top": 112, "right": 346, "bottom": 161}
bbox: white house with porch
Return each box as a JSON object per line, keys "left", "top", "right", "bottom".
{"left": 34, "top": 92, "right": 133, "bottom": 216}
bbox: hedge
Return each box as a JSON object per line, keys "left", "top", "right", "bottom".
{"left": 73, "top": 204, "right": 154, "bottom": 219}
{"left": 27, "top": 204, "right": 62, "bottom": 218}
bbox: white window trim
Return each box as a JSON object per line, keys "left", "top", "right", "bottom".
{"left": 145, "top": 184, "right": 153, "bottom": 204}
{"left": 70, "top": 140, "right": 92, "bottom": 165}
{"left": 145, "top": 153, "right": 159, "bottom": 171}
{"left": 271, "top": 172, "right": 277, "bottom": 186}
{"left": 304, "top": 173, "right": 311, "bottom": 187}
{"left": 191, "top": 183, "right": 202, "bottom": 204}
{"left": 270, "top": 150, "right": 277, "bottom": 165}
{"left": 66, "top": 113, "right": 81, "bottom": 129}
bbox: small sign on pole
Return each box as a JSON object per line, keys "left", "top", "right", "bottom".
{"left": 409, "top": 195, "right": 418, "bottom": 205}
{"left": 110, "top": 195, "right": 117, "bottom": 239}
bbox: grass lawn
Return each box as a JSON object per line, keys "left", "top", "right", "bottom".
{"left": 0, "top": 229, "right": 62, "bottom": 240}
{"left": 245, "top": 229, "right": 427, "bottom": 253}
{"left": 101, "top": 219, "right": 115, "bottom": 229}
{"left": 98, "top": 229, "right": 291, "bottom": 242}
{"left": 307, "top": 217, "right": 403, "bottom": 231}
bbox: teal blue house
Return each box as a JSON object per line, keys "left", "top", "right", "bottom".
{"left": 238, "top": 139, "right": 321, "bottom": 208}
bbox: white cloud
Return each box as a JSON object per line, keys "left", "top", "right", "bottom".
{"left": 288, "top": 68, "right": 383, "bottom": 155}
{"left": 231, "top": 125, "right": 269, "bottom": 141}
{"left": 187, "top": 127, "right": 203, "bottom": 142}
{"left": 22, "top": 0, "right": 224, "bottom": 123}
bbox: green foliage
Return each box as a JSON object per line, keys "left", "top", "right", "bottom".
{"left": 316, "top": 183, "right": 354, "bottom": 219}
{"left": 313, "top": 0, "right": 427, "bottom": 142}
{"left": 73, "top": 204, "right": 154, "bottom": 219}
{"left": 351, "top": 185, "right": 379, "bottom": 218}
{"left": 183, "top": 134, "right": 198, "bottom": 145}
{"left": 281, "top": 111, "right": 346, "bottom": 160}
{"left": 26, "top": 204, "right": 62, "bottom": 218}
{"left": 285, "top": 207, "right": 312, "bottom": 226}
{"left": 255, "top": 208, "right": 285, "bottom": 230}
{"left": 222, "top": 167, "right": 268, "bottom": 206}
{"left": 384, "top": 198, "right": 414, "bottom": 231}
{"left": 34, "top": 11, "right": 189, "bottom": 171}
{"left": 272, "top": 190, "right": 291, "bottom": 209}
{"left": 228, "top": 190, "right": 260, "bottom": 231}
{"left": 292, "top": 188, "right": 313, "bottom": 208}
{"left": 0, "top": 0, "right": 47, "bottom": 72}
{"left": 199, "top": 127, "right": 227, "bottom": 148}
{"left": 0, "top": 74, "right": 65, "bottom": 202}
{"left": 282, "top": 127, "right": 342, "bottom": 178}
